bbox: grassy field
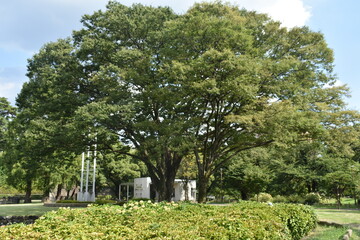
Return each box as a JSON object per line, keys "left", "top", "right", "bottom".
{"left": 316, "top": 208, "right": 360, "bottom": 225}
{"left": 0, "top": 203, "right": 59, "bottom": 216}
{"left": 306, "top": 208, "right": 360, "bottom": 239}
{"left": 304, "top": 226, "right": 357, "bottom": 240}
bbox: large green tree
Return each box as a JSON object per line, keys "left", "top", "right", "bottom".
{"left": 69, "top": 3, "right": 191, "bottom": 201}
{"left": 70, "top": 2, "right": 341, "bottom": 202}
{"left": 17, "top": 2, "right": 358, "bottom": 202}
{"left": 159, "top": 3, "right": 349, "bottom": 202}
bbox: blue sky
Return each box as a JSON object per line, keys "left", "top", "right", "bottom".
{"left": 0, "top": 0, "right": 359, "bottom": 110}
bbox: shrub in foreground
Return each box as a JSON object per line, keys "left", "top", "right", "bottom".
{"left": 0, "top": 201, "right": 316, "bottom": 240}
{"left": 274, "top": 203, "right": 317, "bottom": 240}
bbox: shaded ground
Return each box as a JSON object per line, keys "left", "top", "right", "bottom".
{"left": 0, "top": 203, "right": 59, "bottom": 216}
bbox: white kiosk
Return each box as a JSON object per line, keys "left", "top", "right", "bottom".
{"left": 119, "top": 177, "right": 197, "bottom": 202}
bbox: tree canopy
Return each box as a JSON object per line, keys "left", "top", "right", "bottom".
{"left": 4, "top": 1, "right": 359, "bottom": 202}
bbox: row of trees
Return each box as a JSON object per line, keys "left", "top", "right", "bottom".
{"left": 1, "top": 2, "right": 360, "bottom": 202}
{"left": 212, "top": 141, "right": 360, "bottom": 204}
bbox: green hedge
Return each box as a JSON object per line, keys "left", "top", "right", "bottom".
{"left": 56, "top": 199, "right": 117, "bottom": 205}
{"left": 0, "top": 194, "right": 43, "bottom": 200}
{"left": 274, "top": 204, "right": 317, "bottom": 240}
{"left": 0, "top": 201, "right": 316, "bottom": 239}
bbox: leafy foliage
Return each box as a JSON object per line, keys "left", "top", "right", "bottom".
{"left": 0, "top": 97, "right": 16, "bottom": 151}
{"left": 1, "top": 1, "right": 359, "bottom": 204}
{"left": 255, "top": 192, "right": 273, "bottom": 203}
{"left": 304, "top": 193, "right": 321, "bottom": 205}
{"left": 0, "top": 202, "right": 316, "bottom": 240}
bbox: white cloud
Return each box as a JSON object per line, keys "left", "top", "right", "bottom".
{"left": 0, "top": 0, "right": 312, "bottom": 54}
{"left": 324, "top": 79, "right": 345, "bottom": 89}
{"left": 134, "top": 0, "right": 311, "bottom": 28}
{"left": 0, "top": 82, "right": 22, "bottom": 104}
{"left": 121, "top": 0, "right": 312, "bottom": 28}
{"left": 117, "top": 0, "right": 312, "bottom": 28}
{"left": 0, "top": 67, "right": 27, "bottom": 104}
{"left": 232, "top": 0, "right": 311, "bottom": 28}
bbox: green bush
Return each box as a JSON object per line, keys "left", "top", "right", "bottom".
{"left": 29, "top": 194, "right": 43, "bottom": 200}
{"left": 56, "top": 200, "right": 93, "bottom": 204}
{"left": 96, "top": 195, "right": 114, "bottom": 200}
{"left": 274, "top": 204, "right": 317, "bottom": 240}
{"left": 56, "top": 200, "right": 78, "bottom": 203}
{"left": 287, "top": 194, "right": 304, "bottom": 204}
{"left": 95, "top": 199, "right": 117, "bottom": 205}
{"left": 0, "top": 201, "right": 316, "bottom": 240}
{"left": 273, "top": 195, "right": 288, "bottom": 203}
{"left": 304, "top": 193, "right": 321, "bottom": 205}
{"left": 256, "top": 192, "right": 273, "bottom": 202}
{"left": 57, "top": 199, "right": 117, "bottom": 205}
{"left": 132, "top": 198, "right": 154, "bottom": 202}
{"left": 0, "top": 194, "right": 43, "bottom": 200}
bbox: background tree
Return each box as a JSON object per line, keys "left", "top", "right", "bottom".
{"left": 0, "top": 97, "right": 16, "bottom": 151}
{"left": 96, "top": 146, "right": 146, "bottom": 197}
{"left": 1, "top": 40, "right": 84, "bottom": 202}
{"left": 222, "top": 148, "right": 273, "bottom": 200}
{"left": 2, "top": 117, "right": 43, "bottom": 202}
{"left": 0, "top": 98, "right": 16, "bottom": 194}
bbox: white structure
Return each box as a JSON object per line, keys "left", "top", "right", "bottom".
{"left": 120, "top": 177, "right": 196, "bottom": 202}
{"left": 77, "top": 145, "right": 97, "bottom": 202}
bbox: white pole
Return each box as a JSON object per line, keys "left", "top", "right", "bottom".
{"left": 92, "top": 143, "right": 97, "bottom": 200}
{"left": 85, "top": 150, "right": 90, "bottom": 196}
{"left": 80, "top": 152, "right": 85, "bottom": 200}
{"left": 80, "top": 152, "right": 85, "bottom": 191}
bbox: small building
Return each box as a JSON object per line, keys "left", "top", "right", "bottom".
{"left": 119, "top": 177, "right": 196, "bottom": 202}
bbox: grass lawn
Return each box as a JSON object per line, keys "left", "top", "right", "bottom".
{"left": 0, "top": 203, "right": 59, "bottom": 216}
{"left": 304, "top": 226, "right": 359, "bottom": 240}
{"left": 315, "top": 208, "right": 360, "bottom": 225}
{"left": 308, "top": 208, "right": 360, "bottom": 239}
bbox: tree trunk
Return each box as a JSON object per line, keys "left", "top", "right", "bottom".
{"left": 183, "top": 180, "right": 189, "bottom": 201}
{"left": 24, "top": 179, "right": 32, "bottom": 203}
{"left": 145, "top": 150, "right": 182, "bottom": 202}
{"left": 70, "top": 186, "right": 77, "bottom": 200}
{"left": 150, "top": 170, "right": 177, "bottom": 202}
{"left": 240, "top": 190, "right": 248, "bottom": 200}
{"left": 197, "top": 172, "right": 209, "bottom": 203}
{"left": 56, "top": 183, "right": 63, "bottom": 201}
{"left": 312, "top": 181, "right": 318, "bottom": 193}
{"left": 42, "top": 172, "right": 51, "bottom": 202}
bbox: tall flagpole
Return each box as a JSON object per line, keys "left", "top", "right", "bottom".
{"left": 92, "top": 142, "right": 97, "bottom": 201}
